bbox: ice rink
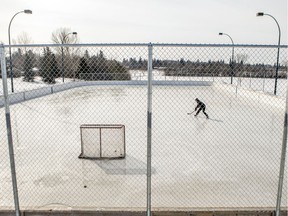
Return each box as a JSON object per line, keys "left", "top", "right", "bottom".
{"left": 0, "top": 82, "right": 287, "bottom": 210}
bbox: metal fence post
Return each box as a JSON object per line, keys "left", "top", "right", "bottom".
{"left": 146, "top": 42, "right": 153, "bottom": 216}
{"left": 0, "top": 44, "right": 20, "bottom": 216}
{"left": 275, "top": 77, "right": 288, "bottom": 216}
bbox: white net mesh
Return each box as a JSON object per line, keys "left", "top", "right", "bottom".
{"left": 79, "top": 124, "right": 125, "bottom": 159}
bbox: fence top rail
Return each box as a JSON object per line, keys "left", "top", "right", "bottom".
{"left": 2, "top": 43, "right": 288, "bottom": 49}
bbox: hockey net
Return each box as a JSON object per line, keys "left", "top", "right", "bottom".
{"left": 79, "top": 124, "right": 125, "bottom": 159}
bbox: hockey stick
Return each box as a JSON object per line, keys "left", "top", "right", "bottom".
{"left": 187, "top": 110, "right": 195, "bottom": 115}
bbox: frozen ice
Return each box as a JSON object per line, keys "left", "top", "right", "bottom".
{"left": 0, "top": 75, "right": 287, "bottom": 209}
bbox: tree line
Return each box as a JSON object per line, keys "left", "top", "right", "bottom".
{"left": 3, "top": 51, "right": 287, "bottom": 83}
{"left": 123, "top": 57, "right": 287, "bottom": 78}
{"left": 3, "top": 48, "right": 131, "bottom": 83}
{"left": 3, "top": 46, "right": 288, "bottom": 82}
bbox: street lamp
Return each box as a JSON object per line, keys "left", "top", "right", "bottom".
{"left": 8, "top": 9, "right": 32, "bottom": 93}
{"left": 219, "top": 32, "right": 234, "bottom": 84}
{"left": 257, "top": 12, "right": 281, "bottom": 95}
{"left": 61, "top": 32, "right": 77, "bottom": 82}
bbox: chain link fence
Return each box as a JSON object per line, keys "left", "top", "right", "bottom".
{"left": 0, "top": 43, "right": 287, "bottom": 214}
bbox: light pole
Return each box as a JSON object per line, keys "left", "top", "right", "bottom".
{"left": 61, "top": 32, "right": 77, "bottom": 82}
{"left": 219, "top": 32, "right": 234, "bottom": 84}
{"left": 257, "top": 12, "right": 281, "bottom": 95}
{"left": 8, "top": 9, "right": 32, "bottom": 93}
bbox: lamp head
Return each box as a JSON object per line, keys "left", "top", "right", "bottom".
{"left": 219, "top": 32, "right": 223, "bottom": 35}
{"left": 256, "top": 12, "right": 264, "bottom": 16}
{"left": 72, "top": 32, "right": 77, "bottom": 35}
{"left": 24, "top": 9, "right": 32, "bottom": 14}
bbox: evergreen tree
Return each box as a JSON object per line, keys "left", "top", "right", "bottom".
{"left": 108, "top": 60, "right": 131, "bottom": 80}
{"left": 40, "top": 47, "right": 60, "bottom": 84}
{"left": 76, "top": 57, "right": 89, "bottom": 79}
{"left": 98, "top": 50, "right": 105, "bottom": 60}
{"left": 23, "top": 52, "right": 34, "bottom": 82}
{"left": 51, "top": 54, "right": 60, "bottom": 80}
{"left": 84, "top": 50, "right": 90, "bottom": 59}
{"left": 180, "top": 58, "right": 185, "bottom": 67}
{"left": 80, "top": 50, "right": 131, "bottom": 81}
{"left": 91, "top": 50, "right": 108, "bottom": 80}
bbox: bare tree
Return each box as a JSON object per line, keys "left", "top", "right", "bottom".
{"left": 12, "top": 32, "right": 33, "bottom": 53}
{"left": 51, "top": 27, "right": 78, "bottom": 54}
{"left": 16, "top": 32, "right": 33, "bottom": 44}
{"left": 51, "top": 27, "right": 80, "bottom": 80}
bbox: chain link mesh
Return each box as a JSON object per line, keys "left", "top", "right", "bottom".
{"left": 0, "top": 44, "right": 287, "bottom": 211}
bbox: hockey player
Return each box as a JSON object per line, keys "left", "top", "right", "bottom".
{"left": 194, "top": 98, "right": 209, "bottom": 119}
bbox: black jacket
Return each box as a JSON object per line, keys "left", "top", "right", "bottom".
{"left": 195, "top": 100, "right": 206, "bottom": 110}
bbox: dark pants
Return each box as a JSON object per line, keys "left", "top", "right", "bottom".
{"left": 196, "top": 105, "right": 209, "bottom": 118}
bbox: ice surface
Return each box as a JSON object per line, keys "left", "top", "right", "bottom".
{"left": 0, "top": 82, "right": 287, "bottom": 209}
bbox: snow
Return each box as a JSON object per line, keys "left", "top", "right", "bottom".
{"left": 0, "top": 70, "right": 287, "bottom": 97}
{"left": 0, "top": 72, "right": 287, "bottom": 210}
{"left": 0, "top": 76, "right": 75, "bottom": 95}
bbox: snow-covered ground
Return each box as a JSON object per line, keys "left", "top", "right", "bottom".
{"left": 0, "top": 76, "right": 75, "bottom": 95}
{"left": 0, "top": 80, "right": 286, "bottom": 209}
{"left": 0, "top": 70, "right": 287, "bottom": 97}
{"left": 129, "top": 70, "right": 287, "bottom": 97}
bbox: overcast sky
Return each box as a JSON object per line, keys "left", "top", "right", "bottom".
{"left": 0, "top": 0, "right": 287, "bottom": 45}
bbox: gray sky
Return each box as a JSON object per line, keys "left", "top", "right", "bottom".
{"left": 0, "top": 0, "right": 287, "bottom": 45}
